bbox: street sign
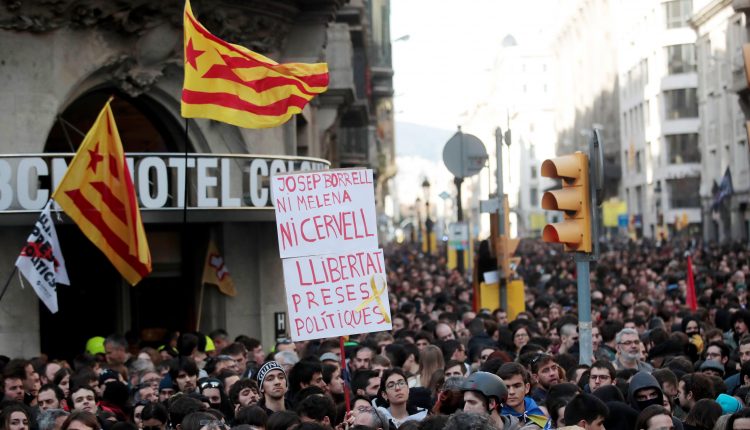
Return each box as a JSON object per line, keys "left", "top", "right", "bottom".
{"left": 442, "top": 131, "right": 488, "bottom": 178}
{"left": 448, "top": 222, "right": 469, "bottom": 250}
{"left": 438, "top": 191, "right": 451, "bottom": 201}
{"left": 275, "top": 312, "right": 287, "bottom": 339}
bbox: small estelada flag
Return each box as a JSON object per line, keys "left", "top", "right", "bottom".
{"left": 201, "top": 239, "right": 236, "bottom": 296}
{"left": 52, "top": 98, "right": 152, "bottom": 286}
{"left": 181, "top": 0, "right": 329, "bottom": 129}
{"left": 15, "top": 200, "right": 70, "bottom": 313}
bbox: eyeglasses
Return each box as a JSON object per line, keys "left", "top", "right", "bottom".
{"left": 199, "top": 380, "right": 222, "bottom": 390}
{"left": 514, "top": 332, "right": 529, "bottom": 339}
{"left": 386, "top": 380, "right": 407, "bottom": 390}
{"left": 589, "top": 374, "right": 611, "bottom": 380}
{"left": 142, "top": 377, "right": 161, "bottom": 385}
{"left": 618, "top": 340, "right": 640, "bottom": 346}
{"left": 356, "top": 405, "right": 374, "bottom": 413}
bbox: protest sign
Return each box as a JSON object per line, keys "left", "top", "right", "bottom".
{"left": 272, "top": 169, "right": 378, "bottom": 259}
{"left": 282, "top": 248, "right": 392, "bottom": 340}
{"left": 273, "top": 168, "right": 392, "bottom": 341}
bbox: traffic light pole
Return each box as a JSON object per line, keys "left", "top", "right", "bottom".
{"left": 576, "top": 256, "right": 593, "bottom": 365}
{"left": 577, "top": 130, "right": 604, "bottom": 366}
{"left": 540, "top": 128, "right": 603, "bottom": 366}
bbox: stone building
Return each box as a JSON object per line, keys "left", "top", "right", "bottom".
{"left": 0, "top": 0, "right": 394, "bottom": 359}
{"left": 702, "top": 0, "right": 750, "bottom": 243}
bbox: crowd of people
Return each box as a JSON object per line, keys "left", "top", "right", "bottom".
{"left": 3, "top": 237, "right": 750, "bottom": 430}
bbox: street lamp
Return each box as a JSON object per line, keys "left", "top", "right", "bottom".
{"left": 654, "top": 181, "right": 663, "bottom": 239}
{"left": 422, "top": 178, "right": 433, "bottom": 255}
{"left": 415, "top": 197, "right": 422, "bottom": 248}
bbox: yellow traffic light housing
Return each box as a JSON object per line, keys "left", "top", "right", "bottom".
{"left": 541, "top": 152, "right": 592, "bottom": 253}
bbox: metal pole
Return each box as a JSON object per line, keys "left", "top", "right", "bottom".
{"left": 577, "top": 128, "right": 601, "bottom": 366}
{"left": 576, "top": 257, "right": 593, "bottom": 365}
{"left": 495, "top": 128, "right": 507, "bottom": 310}
{"left": 456, "top": 125, "right": 466, "bottom": 274}
{"left": 426, "top": 201, "right": 432, "bottom": 255}
{"left": 455, "top": 177, "right": 464, "bottom": 273}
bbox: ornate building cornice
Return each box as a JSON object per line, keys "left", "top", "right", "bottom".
{"left": 1, "top": 0, "right": 344, "bottom": 96}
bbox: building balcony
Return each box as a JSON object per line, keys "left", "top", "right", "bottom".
{"left": 338, "top": 125, "right": 377, "bottom": 168}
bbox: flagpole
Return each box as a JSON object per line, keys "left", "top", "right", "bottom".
{"left": 196, "top": 282, "right": 205, "bottom": 332}
{"left": 339, "top": 337, "right": 351, "bottom": 413}
{"left": 0, "top": 267, "right": 18, "bottom": 305}
{"left": 183, "top": 119, "right": 189, "bottom": 224}
{"left": 183, "top": 119, "right": 196, "bottom": 329}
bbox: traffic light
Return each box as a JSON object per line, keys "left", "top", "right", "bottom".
{"left": 540, "top": 152, "right": 592, "bottom": 253}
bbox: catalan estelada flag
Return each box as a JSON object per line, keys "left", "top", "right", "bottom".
{"left": 52, "top": 99, "right": 152, "bottom": 286}
{"left": 201, "top": 238, "right": 236, "bottom": 297}
{"left": 181, "top": 0, "right": 329, "bottom": 129}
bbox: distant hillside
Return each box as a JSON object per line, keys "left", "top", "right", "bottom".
{"left": 395, "top": 122, "right": 456, "bottom": 162}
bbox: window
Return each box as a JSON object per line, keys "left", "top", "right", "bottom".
{"left": 530, "top": 166, "right": 537, "bottom": 179}
{"left": 635, "top": 186, "right": 643, "bottom": 213}
{"left": 664, "top": 0, "right": 693, "bottom": 29}
{"left": 666, "top": 44, "right": 696, "bottom": 74}
{"left": 666, "top": 134, "right": 700, "bottom": 164}
{"left": 668, "top": 178, "right": 701, "bottom": 207}
{"left": 664, "top": 88, "right": 698, "bottom": 119}
{"left": 635, "top": 150, "right": 642, "bottom": 173}
{"left": 624, "top": 149, "right": 630, "bottom": 172}
{"left": 530, "top": 188, "right": 538, "bottom": 207}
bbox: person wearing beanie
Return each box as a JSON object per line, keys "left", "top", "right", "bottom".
{"left": 158, "top": 374, "right": 175, "bottom": 402}
{"left": 699, "top": 360, "right": 725, "bottom": 378}
{"left": 716, "top": 393, "right": 741, "bottom": 415}
{"left": 256, "top": 361, "right": 289, "bottom": 416}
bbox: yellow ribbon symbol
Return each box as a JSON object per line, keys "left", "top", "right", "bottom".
{"left": 354, "top": 275, "right": 391, "bottom": 324}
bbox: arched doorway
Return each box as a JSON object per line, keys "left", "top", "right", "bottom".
{"left": 41, "top": 88, "right": 208, "bottom": 361}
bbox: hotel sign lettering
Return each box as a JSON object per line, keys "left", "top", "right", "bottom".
{"left": 0, "top": 153, "right": 329, "bottom": 212}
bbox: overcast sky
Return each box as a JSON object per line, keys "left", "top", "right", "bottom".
{"left": 391, "top": 0, "right": 553, "bottom": 130}
{"left": 391, "top": 0, "right": 554, "bottom": 208}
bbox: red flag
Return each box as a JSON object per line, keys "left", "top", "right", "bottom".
{"left": 686, "top": 255, "right": 697, "bottom": 311}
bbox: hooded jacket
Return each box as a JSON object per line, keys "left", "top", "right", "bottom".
{"left": 627, "top": 371, "right": 664, "bottom": 411}
{"left": 627, "top": 371, "right": 684, "bottom": 430}
{"left": 501, "top": 396, "right": 548, "bottom": 428}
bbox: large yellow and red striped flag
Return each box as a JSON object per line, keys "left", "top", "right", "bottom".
{"left": 52, "top": 99, "right": 152, "bottom": 286}
{"left": 181, "top": 0, "right": 329, "bottom": 129}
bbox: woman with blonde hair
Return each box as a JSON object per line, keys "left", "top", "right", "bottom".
{"left": 411, "top": 345, "right": 444, "bottom": 388}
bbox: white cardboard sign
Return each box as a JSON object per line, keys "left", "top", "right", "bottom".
{"left": 272, "top": 169, "right": 379, "bottom": 259}
{"left": 282, "top": 248, "right": 392, "bottom": 341}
